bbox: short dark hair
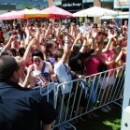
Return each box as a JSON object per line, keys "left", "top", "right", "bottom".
{"left": 93, "top": 23, "right": 98, "bottom": 28}
{"left": 32, "top": 50, "right": 44, "bottom": 60}
{"left": 1, "top": 51, "right": 10, "bottom": 56}
{"left": 19, "top": 47, "right": 25, "bottom": 57}
{"left": 53, "top": 49, "right": 63, "bottom": 61}
{"left": 0, "top": 55, "right": 19, "bottom": 81}
{"left": 10, "top": 48, "right": 17, "bottom": 57}
{"left": 98, "top": 31, "right": 108, "bottom": 37}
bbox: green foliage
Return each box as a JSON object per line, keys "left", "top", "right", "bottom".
{"left": 23, "top": 4, "right": 33, "bottom": 9}
{"left": 103, "top": 119, "right": 121, "bottom": 130}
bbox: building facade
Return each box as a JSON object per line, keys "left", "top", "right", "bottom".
{"left": 0, "top": 0, "right": 48, "bottom": 10}
{"left": 54, "top": 0, "right": 128, "bottom": 12}
{"left": 0, "top": 0, "right": 128, "bottom": 11}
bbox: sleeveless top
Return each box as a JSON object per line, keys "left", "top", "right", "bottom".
{"left": 32, "top": 62, "right": 51, "bottom": 86}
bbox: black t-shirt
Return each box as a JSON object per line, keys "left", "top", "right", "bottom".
{"left": 0, "top": 81, "right": 57, "bottom": 130}
{"left": 69, "top": 52, "right": 84, "bottom": 73}
{"left": 69, "top": 50, "right": 94, "bottom": 73}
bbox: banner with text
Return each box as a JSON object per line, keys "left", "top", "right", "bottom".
{"left": 62, "top": 0, "right": 82, "bottom": 11}
{"left": 114, "top": 0, "right": 129, "bottom": 8}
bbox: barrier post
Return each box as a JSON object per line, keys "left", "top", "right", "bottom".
{"left": 121, "top": 3, "right": 130, "bottom": 130}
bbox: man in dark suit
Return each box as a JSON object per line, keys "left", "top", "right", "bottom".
{"left": 0, "top": 55, "right": 57, "bottom": 130}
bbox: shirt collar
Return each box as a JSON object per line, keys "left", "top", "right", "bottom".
{"left": 0, "top": 81, "right": 21, "bottom": 89}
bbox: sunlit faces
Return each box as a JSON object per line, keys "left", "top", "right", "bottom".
{"left": 51, "top": 44, "right": 57, "bottom": 53}
{"left": 32, "top": 56, "right": 42, "bottom": 65}
{"left": 48, "top": 43, "right": 58, "bottom": 54}
{"left": 86, "top": 38, "right": 93, "bottom": 50}
{"left": 96, "top": 32, "right": 108, "bottom": 43}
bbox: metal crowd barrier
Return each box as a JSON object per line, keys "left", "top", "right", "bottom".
{"left": 41, "top": 66, "right": 125, "bottom": 129}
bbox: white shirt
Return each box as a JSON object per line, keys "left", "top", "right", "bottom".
{"left": 54, "top": 61, "right": 72, "bottom": 94}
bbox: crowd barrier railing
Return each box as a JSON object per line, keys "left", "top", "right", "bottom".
{"left": 41, "top": 66, "right": 125, "bottom": 129}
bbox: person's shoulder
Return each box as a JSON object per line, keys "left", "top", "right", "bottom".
{"left": 54, "top": 61, "right": 64, "bottom": 68}
{"left": 21, "top": 87, "right": 41, "bottom": 97}
{"left": 6, "top": 82, "right": 40, "bottom": 98}
{"left": 44, "top": 61, "right": 52, "bottom": 66}
{"left": 18, "top": 87, "right": 43, "bottom": 104}
{"left": 1, "top": 82, "right": 42, "bottom": 102}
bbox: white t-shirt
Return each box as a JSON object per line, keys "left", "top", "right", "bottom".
{"left": 54, "top": 61, "right": 72, "bottom": 94}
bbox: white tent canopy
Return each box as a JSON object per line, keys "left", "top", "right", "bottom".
{"left": 116, "top": 15, "right": 129, "bottom": 19}
{"left": 118, "top": 11, "right": 129, "bottom": 15}
{"left": 100, "top": 16, "right": 114, "bottom": 19}
{"left": 101, "top": 15, "right": 128, "bottom": 19}
{"left": 73, "top": 6, "right": 118, "bottom": 17}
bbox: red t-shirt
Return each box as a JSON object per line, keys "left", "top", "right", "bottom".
{"left": 0, "top": 31, "right": 3, "bottom": 40}
{"left": 84, "top": 56, "right": 101, "bottom": 76}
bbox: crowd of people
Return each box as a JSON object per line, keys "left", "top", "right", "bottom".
{"left": 0, "top": 18, "right": 127, "bottom": 129}
{"left": 0, "top": 19, "right": 127, "bottom": 88}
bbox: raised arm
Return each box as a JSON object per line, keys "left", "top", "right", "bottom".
{"left": 79, "top": 36, "right": 87, "bottom": 53}
{"left": 22, "top": 38, "right": 37, "bottom": 62}
{"left": 24, "top": 26, "right": 30, "bottom": 47}
{"left": 0, "top": 35, "right": 14, "bottom": 54}
{"left": 70, "top": 32, "right": 81, "bottom": 52}
{"left": 44, "top": 23, "right": 52, "bottom": 38}
{"left": 21, "top": 65, "right": 35, "bottom": 88}
{"left": 115, "top": 48, "right": 124, "bottom": 63}
{"left": 102, "top": 37, "right": 113, "bottom": 53}
{"left": 60, "top": 35, "right": 70, "bottom": 63}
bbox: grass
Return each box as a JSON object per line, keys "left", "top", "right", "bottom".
{"left": 75, "top": 104, "right": 122, "bottom": 130}
{"left": 103, "top": 119, "right": 121, "bottom": 130}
